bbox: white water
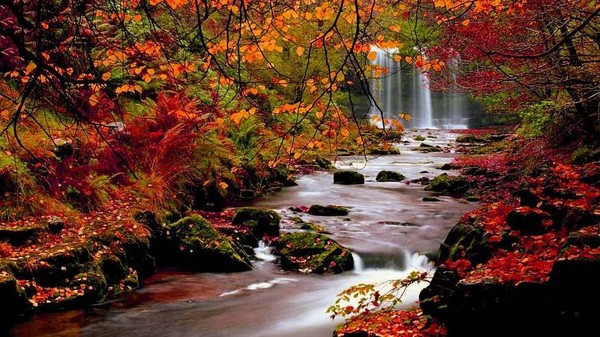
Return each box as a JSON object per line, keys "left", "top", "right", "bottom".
{"left": 253, "top": 240, "right": 277, "bottom": 262}
{"left": 368, "top": 47, "right": 471, "bottom": 129}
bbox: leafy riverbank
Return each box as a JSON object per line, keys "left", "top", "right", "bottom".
{"left": 334, "top": 128, "right": 600, "bottom": 336}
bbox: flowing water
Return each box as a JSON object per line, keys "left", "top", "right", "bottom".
{"left": 369, "top": 48, "right": 479, "bottom": 129}
{"left": 10, "top": 130, "right": 478, "bottom": 337}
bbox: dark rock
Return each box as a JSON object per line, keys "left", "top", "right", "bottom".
{"left": 239, "top": 189, "right": 257, "bottom": 199}
{"left": 333, "top": 171, "right": 365, "bottom": 185}
{"left": 47, "top": 216, "right": 64, "bottom": 234}
{"left": 418, "top": 143, "right": 442, "bottom": 152}
{"left": 456, "top": 134, "right": 486, "bottom": 143}
{"left": 0, "top": 224, "right": 45, "bottom": 245}
{"left": 165, "top": 215, "right": 252, "bottom": 272}
{"left": 375, "top": 171, "right": 405, "bottom": 182}
{"left": 410, "top": 177, "right": 430, "bottom": 185}
{"left": 423, "top": 197, "right": 441, "bottom": 202}
{"left": 52, "top": 138, "right": 74, "bottom": 159}
{"left": 436, "top": 222, "right": 492, "bottom": 265}
{"left": 232, "top": 207, "right": 281, "bottom": 238}
{"left": 465, "top": 195, "right": 480, "bottom": 202}
{"left": 506, "top": 206, "right": 551, "bottom": 235}
{"left": 273, "top": 232, "right": 353, "bottom": 273}
{"left": 315, "top": 157, "right": 333, "bottom": 169}
{"left": 571, "top": 146, "right": 600, "bottom": 165}
{"left": 308, "top": 205, "right": 349, "bottom": 216}
{"left": 440, "top": 163, "right": 454, "bottom": 170}
{"left": 514, "top": 188, "right": 541, "bottom": 207}
{"left": 0, "top": 261, "right": 28, "bottom": 326}
{"left": 419, "top": 170, "right": 429, "bottom": 173}
{"left": 425, "top": 173, "right": 470, "bottom": 194}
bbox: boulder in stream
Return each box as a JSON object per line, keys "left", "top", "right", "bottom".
{"left": 274, "top": 232, "right": 353, "bottom": 273}
{"left": 425, "top": 173, "right": 469, "bottom": 194}
{"left": 165, "top": 215, "right": 252, "bottom": 272}
{"left": 333, "top": 171, "right": 365, "bottom": 185}
{"left": 0, "top": 261, "right": 28, "bottom": 326}
{"left": 232, "top": 207, "right": 280, "bottom": 238}
{"left": 308, "top": 205, "right": 349, "bottom": 216}
{"left": 376, "top": 171, "right": 405, "bottom": 182}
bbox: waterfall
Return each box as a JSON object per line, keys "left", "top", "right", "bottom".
{"left": 254, "top": 240, "right": 277, "bottom": 262}
{"left": 368, "top": 47, "right": 472, "bottom": 129}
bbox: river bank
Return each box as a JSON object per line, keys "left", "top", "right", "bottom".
{"left": 7, "top": 129, "right": 478, "bottom": 337}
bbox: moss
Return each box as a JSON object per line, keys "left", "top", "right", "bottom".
{"left": 19, "top": 242, "right": 92, "bottom": 286}
{"left": 166, "top": 215, "right": 252, "bottom": 272}
{"left": 274, "top": 232, "right": 353, "bottom": 273}
{"left": 425, "top": 173, "right": 469, "bottom": 194}
{"left": 299, "top": 222, "right": 325, "bottom": 232}
{"left": 315, "top": 157, "right": 333, "bottom": 169}
{"left": 232, "top": 207, "right": 280, "bottom": 237}
{"left": 414, "top": 135, "right": 426, "bottom": 141}
{"left": 572, "top": 146, "right": 600, "bottom": 165}
{"left": 308, "top": 205, "right": 349, "bottom": 216}
{"left": 333, "top": 171, "right": 365, "bottom": 185}
{"left": 376, "top": 171, "right": 405, "bottom": 182}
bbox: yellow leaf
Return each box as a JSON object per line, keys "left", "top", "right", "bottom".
{"left": 462, "top": 19, "right": 471, "bottom": 26}
{"left": 367, "top": 51, "right": 377, "bottom": 61}
{"left": 389, "top": 25, "right": 401, "bottom": 32}
{"left": 293, "top": 152, "right": 301, "bottom": 160}
{"left": 296, "top": 46, "right": 305, "bottom": 56}
{"left": 218, "top": 182, "right": 229, "bottom": 190}
{"left": 143, "top": 73, "right": 152, "bottom": 83}
{"left": 356, "top": 136, "right": 364, "bottom": 145}
{"left": 315, "top": 111, "right": 324, "bottom": 119}
{"left": 405, "top": 56, "right": 413, "bottom": 64}
{"left": 394, "top": 54, "right": 402, "bottom": 62}
{"left": 341, "top": 128, "right": 350, "bottom": 137}
{"left": 102, "top": 72, "right": 111, "bottom": 81}
{"left": 25, "top": 62, "right": 37, "bottom": 74}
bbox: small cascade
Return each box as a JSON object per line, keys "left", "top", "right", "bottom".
{"left": 351, "top": 252, "right": 364, "bottom": 274}
{"left": 254, "top": 240, "right": 277, "bottom": 262}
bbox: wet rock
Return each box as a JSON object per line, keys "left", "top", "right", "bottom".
{"left": 165, "top": 215, "right": 252, "bottom": 272}
{"left": 571, "top": 146, "right": 600, "bottom": 165}
{"left": 436, "top": 222, "right": 492, "bottom": 265}
{"left": 315, "top": 157, "right": 333, "bottom": 169}
{"left": 273, "top": 232, "right": 353, "bottom": 273}
{"left": 333, "top": 171, "right": 365, "bottom": 185}
{"left": 375, "top": 170, "right": 405, "bottom": 182}
{"left": 410, "top": 177, "right": 431, "bottom": 185}
{"left": 368, "top": 146, "right": 400, "bottom": 155}
{"left": 414, "top": 135, "right": 426, "bottom": 141}
{"left": 425, "top": 173, "right": 470, "bottom": 194}
{"left": 232, "top": 207, "right": 281, "bottom": 238}
{"left": 18, "top": 242, "right": 92, "bottom": 286}
{"left": 418, "top": 143, "right": 442, "bottom": 152}
{"left": 423, "top": 197, "right": 441, "bottom": 202}
{"left": 299, "top": 222, "right": 325, "bottom": 232}
{"left": 308, "top": 205, "right": 349, "bottom": 216}
{"left": 514, "top": 188, "right": 541, "bottom": 207}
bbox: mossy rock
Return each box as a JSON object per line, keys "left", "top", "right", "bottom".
{"left": 425, "top": 173, "right": 470, "bottom": 194}
{"left": 368, "top": 146, "right": 401, "bottom": 155}
{"left": 333, "top": 171, "right": 365, "bottom": 185}
{"left": 571, "top": 146, "right": 600, "bottom": 165}
{"left": 0, "top": 261, "right": 28, "bottom": 326}
{"left": 273, "top": 232, "right": 353, "bottom": 273}
{"left": 376, "top": 171, "right": 405, "bottom": 182}
{"left": 418, "top": 143, "right": 442, "bottom": 152}
{"left": 165, "top": 215, "right": 252, "bottom": 272}
{"left": 437, "top": 222, "right": 492, "bottom": 265}
{"left": 299, "top": 222, "right": 325, "bottom": 232}
{"left": 414, "top": 135, "right": 426, "bottom": 141}
{"left": 308, "top": 205, "right": 349, "bottom": 216}
{"left": 0, "top": 224, "right": 46, "bottom": 245}
{"left": 18, "top": 242, "right": 92, "bottom": 286}
{"left": 315, "top": 157, "right": 334, "bottom": 169}
{"left": 232, "top": 207, "right": 281, "bottom": 238}
{"left": 456, "top": 134, "right": 486, "bottom": 143}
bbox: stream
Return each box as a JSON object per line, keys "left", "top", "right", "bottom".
{"left": 10, "top": 129, "right": 478, "bottom": 337}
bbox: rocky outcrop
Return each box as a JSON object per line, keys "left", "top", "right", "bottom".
{"left": 274, "top": 232, "right": 353, "bottom": 273}
{"left": 333, "top": 171, "right": 365, "bottom": 185}
{"left": 165, "top": 215, "right": 252, "bottom": 272}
